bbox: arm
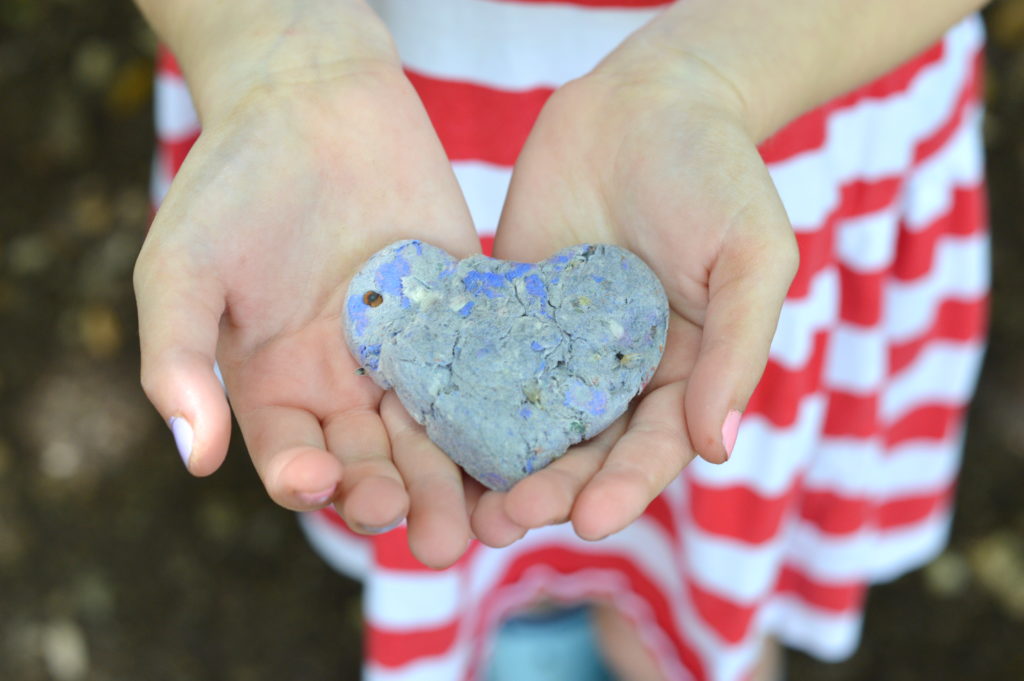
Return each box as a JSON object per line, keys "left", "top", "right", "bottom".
{"left": 616, "top": 0, "right": 990, "bottom": 141}
{"left": 476, "top": 0, "right": 987, "bottom": 542}
{"left": 132, "top": 0, "right": 484, "bottom": 567}
{"left": 134, "top": 0, "right": 397, "bottom": 122}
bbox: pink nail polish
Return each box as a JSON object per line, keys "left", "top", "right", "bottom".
{"left": 169, "top": 416, "right": 193, "bottom": 469}
{"left": 296, "top": 484, "right": 337, "bottom": 507}
{"left": 721, "top": 410, "right": 742, "bottom": 460}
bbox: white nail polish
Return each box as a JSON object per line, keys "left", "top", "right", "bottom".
{"left": 169, "top": 417, "right": 194, "bottom": 469}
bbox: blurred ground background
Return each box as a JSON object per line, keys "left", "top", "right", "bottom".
{"left": 1, "top": 1, "right": 1023, "bottom": 680}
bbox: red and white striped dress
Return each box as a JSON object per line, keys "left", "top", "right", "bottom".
{"left": 152, "top": 3, "right": 989, "bottom": 680}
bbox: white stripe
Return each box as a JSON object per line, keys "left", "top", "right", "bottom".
{"left": 369, "top": 0, "right": 659, "bottom": 90}
{"left": 868, "top": 509, "right": 952, "bottom": 582}
{"left": 885, "top": 232, "right": 990, "bottom": 342}
{"left": 681, "top": 521, "right": 792, "bottom": 604}
{"left": 769, "top": 17, "right": 982, "bottom": 231}
{"left": 882, "top": 340, "right": 985, "bottom": 422}
{"left": 785, "top": 507, "right": 949, "bottom": 583}
{"left": 823, "top": 324, "right": 888, "bottom": 393}
{"left": 451, "top": 160, "right": 511, "bottom": 235}
{"left": 762, "top": 595, "right": 863, "bottom": 662}
{"left": 154, "top": 73, "right": 199, "bottom": 140}
{"left": 805, "top": 434, "right": 963, "bottom": 499}
{"left": 297, "top": 511, "right": 371, "bottom": 580}
{"left": 903, "top": 106, "right": 986, "bottom": 230}
{"left": 688, "top": 394, "right": 826, "bottom": 498}
{"left": 834, "top": 207, "right": 899, "bottom": 273}
{"left": 769, "top": 266, "right": 838, "bottom": 369}
{"left": 367, "top": 569, "right": 463, "bottom": 629}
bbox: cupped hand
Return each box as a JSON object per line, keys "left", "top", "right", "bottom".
{"left": 473, "top": 53, "right": 799, "bottom": 544}
{"left": 134, "top": 65, "right": 481, "bottom": 567}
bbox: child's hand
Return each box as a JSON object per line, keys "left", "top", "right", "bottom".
{"left": 474, "top": 50, "right": 799, "bottom": 543}
{"left": 135, "top": 65, "right": 482, "bottom": 568}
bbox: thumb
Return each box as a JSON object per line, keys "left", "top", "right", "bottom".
{"left": 134, "top": 249, "right": 232, "bottom": 476}
{"left": 685, "top": 208, "right": 799, "bottom": 464}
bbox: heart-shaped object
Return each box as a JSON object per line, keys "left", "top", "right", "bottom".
{"left": 344, "top": 240, "right": 668, "bottom": 491}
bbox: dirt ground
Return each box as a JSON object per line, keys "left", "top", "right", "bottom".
{"left": 1, "top": 2, "right": 1023, "bottom": 680}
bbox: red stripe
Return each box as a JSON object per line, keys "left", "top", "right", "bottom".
{"left": 759, "top": 106, "right": 829, "bottom": 165}
{"left": 159, "top": 133, "right": 200, "bottom": 175}
{"left": 800, "top": 484, "right": 953, "bottom": 536}
{"left": 799, "top": 489, "right": 873, "bottom": 535}
{"left": 837, "top": 266, "right": 885, "bottom": 326}
{"left": 686, "top": 578, "right": 755, "bottom": 644}
{"left": 465, "top": 547, "right": 706, "bottom": 680}
{"left": 759, "top": 42, "right": 946, "bottom": 164}
{"left": 689, "top": 482, "right": 797, "bottom": 545}
{"left": 368, "top": 620, "right": 460, "bottom": 668}
{"left": 407, "top": 70, "right": 551, "bottom": 166}
{"left": 912, "top": 49, "right": 982, "bottom": 164}
{"left": 479, "top": 234, "right": 495, "bottom": 256}
{"left": 156, "top": 44, "right": 182, "bottom": 77}
{"left": 823, "top": 390, "right": 877, "bottom": 438}
{"left": 745, "top": 332, "right": 828, "bottom": 427}
{"left": 839, "top": 177, "right": 905, "bottom": 218}
{"left": 374, "top": 526, "right": 482, "bottom": 571}
{"left": 878, "top": 484, "right": 954, "bottom": 529}
{"left": 788, "top": 177, "right": 902, "bottom": 301}
{"left": 411, "top": 38, "right": 960, "bottom": 169}
{"left": 871, "top": 42, "right": 947, "bottom": 100}
{"left": 374, "top": 526, "right": 429, "bottom": 570}
{"left": 786, "top": 55, "right": 981, "bottom": 304}
{"left": 885, "top": 403, "right": 964, "bottom": 446}
{"left": 315, "top": 507, "right": 366, "bottom": 539}
{"left": 642, "top": 493, "right": 678, "bottom": 539}
{"left": 775, "top": 565, "right": 866, "bottom": 613}
{"left": 788, "top": 228, "right": 833, "bottom": 299}
{"left": 893, "top": 185, "right": 987, "bottom": 281}
{"left": 889, "top": 298, "right": 988, "bottom": 374}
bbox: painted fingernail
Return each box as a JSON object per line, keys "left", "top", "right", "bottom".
{"left": 296, "top": 484, "right": 337, "bottom": 508}
{"left": 722, "top": 410, "right": 742, "bottom": 460}
{"left": 169, "top": 416, "right": 194, "bottom": 469}
{"left": 359, "top": 518, "right": 405, "bottom": 535}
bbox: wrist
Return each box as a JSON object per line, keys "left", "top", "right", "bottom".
{"left": 143, "top": 0, "right": 401, "bottom": 126}
{"left": 591, "top": 30, "right": 758, "bottom": 141}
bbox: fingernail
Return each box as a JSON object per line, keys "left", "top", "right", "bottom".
{"left": 721, "top": 410, "right": 742, "bottom": 460}
{"left": 296, "top": 484, "right": 337, "bottom": 508}
{"left": 169, "top": 416, "right": 194, "bottom": 469}
{"left": 359, "top": 517, "right": 405, "bottom": 535}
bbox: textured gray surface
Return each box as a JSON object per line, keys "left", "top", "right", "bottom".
{"left": 344, "top": 240, "right": 668, "bottom": 490}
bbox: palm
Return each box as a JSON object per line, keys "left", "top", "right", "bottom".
{"left": 473, "top": 73, "right": 797, "bottom": 542}
{"left": 136, "top": 71, "right": 482, "bottom": 566}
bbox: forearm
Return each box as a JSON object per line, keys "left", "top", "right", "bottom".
{"left": 626, "top": 0, "right": 989, "bottom": 141}
{"left": 133, "top": 0, "right": 398, "bottom": 123}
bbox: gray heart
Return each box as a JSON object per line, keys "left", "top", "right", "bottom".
{"left": 344, "top": 240, "right": 668, "bottom": 491}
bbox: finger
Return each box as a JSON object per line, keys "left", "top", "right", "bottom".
{"left": 381, "top": 392, "right": 471, "bottom": 569}
{"left": 572, "top": 382, "right": 694, "bottom": 541}
{"left": 134, "top": 250, "right": 232, "bottom": 476}
{"left": 470, "top": 491, "right": 527, "bottom": 548}
{"left": 685, "top": 199, "right": 798, "bottom": 464}
{"left": 501, "top": 416, "right": 627, "bottom": 529}
{"left": 462, "top": 473, "right": 487, "bottom": 520}
{"left": 233, "top": 404, "right": 345, "bottom": 511}
{"left": 324, "top": 408, "right": 409, "bottom": 533}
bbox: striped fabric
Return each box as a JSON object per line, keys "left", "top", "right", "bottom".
{"left": 151, "top": 3, "right": 988, "bottom": 680}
